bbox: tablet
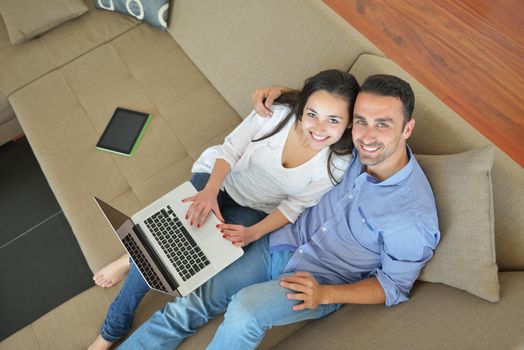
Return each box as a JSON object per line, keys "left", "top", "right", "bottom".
{"left": 96, "top": 108, "right": 152, "bottom": 156}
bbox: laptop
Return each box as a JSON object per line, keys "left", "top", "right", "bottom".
{"left": 94, "top": 181, "right": 243, "bottom": 297}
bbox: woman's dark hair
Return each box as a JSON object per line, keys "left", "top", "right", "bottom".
{"left": 254, "top": 69, "right": 359, "bottom": 184}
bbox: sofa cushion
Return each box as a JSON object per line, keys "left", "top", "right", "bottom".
{"left": 0, "top": 0, "right": 88, "bottom": 44}
{"left": 349, "top": 54, "right": 524, "bottom": 271}
{"left": 9, "top": 25, "right": 241, "bottom": 271}
{"left": 273, "top": 272, "right": 524, "bottom": 350}
{"left": 0, "top": 86, "right": 21, "bottom": 147}
{"left": 0, "top": 117, "right": 23, "bottom": 147}
{"left": 0, "top": 0, "right": 139, "bottom": 100}
{"left": 94, "top": 0, "right": 171, "bottom": 31}
{"left": 0, "top": 95, "right": 12, "bottom": 124}
{"left": 416, "top": 147, "right": 499, "bottom": 302}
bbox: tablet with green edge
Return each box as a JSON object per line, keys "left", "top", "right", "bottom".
{"left": 96, "top": 108, "right": 152, "bottom": 157}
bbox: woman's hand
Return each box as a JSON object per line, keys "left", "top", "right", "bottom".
{"left": 182, "top": 187, "right": 224, "bottom": 227}
{"left": 217, "top": 223, "right": 260, "bottom": 247}
{"left": 252, "top": 86, "right": 287, "bottom": 117}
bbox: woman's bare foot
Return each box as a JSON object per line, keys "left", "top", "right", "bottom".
{"left": 93, "top": 254, "right": 130, "bottom": 288}
{"left": 87, "top": 335, "right": 113, "bottom": 350}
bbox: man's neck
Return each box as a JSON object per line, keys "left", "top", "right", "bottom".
{"left": 365, "top": 147, "right": 410, "bottom": 181}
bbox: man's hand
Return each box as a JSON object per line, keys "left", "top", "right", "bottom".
{"left": 217, "top": 223, "right": 259, "bottom": 247}
{"left": 182, "top": 187, "right": 225, "bottom": 227}
{"left": 251, "top": 86, "right": 287, "bottom": 117}
{"left": 280, "top": 272, "right": 328, "bottom": 311}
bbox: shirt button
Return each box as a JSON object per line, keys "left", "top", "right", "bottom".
{"left": 298, "top": 249, "right": 304, "bottom": 254}
{"left": 321, "top": 227, "right": 327, "bottom": 232}
{"left": 348, "top": 194, "right": 353, "bottom": 199}
{"left": 361, "top": 218, "right": 366, "bottom": 223}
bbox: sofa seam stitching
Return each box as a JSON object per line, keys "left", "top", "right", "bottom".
{"left": 6, "top": 22, "right": 141, "bottom": 100}
{"left": 108, "top": 41, "right": 191, "bottom": 195}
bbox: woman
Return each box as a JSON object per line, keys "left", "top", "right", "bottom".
{"left": 88, "top": 69, "right": 359, "bottom": 350}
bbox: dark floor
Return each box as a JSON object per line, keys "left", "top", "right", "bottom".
{"left": 0, "top": 138, "right": 94, "bottom": 341}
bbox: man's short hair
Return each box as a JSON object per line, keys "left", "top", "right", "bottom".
{"left": 360, "top": 74, "right": 415, "bottom": 127}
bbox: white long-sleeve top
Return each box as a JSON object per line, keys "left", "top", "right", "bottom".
{"left": 191, "top": 105, "right": 351, "bottom": 223}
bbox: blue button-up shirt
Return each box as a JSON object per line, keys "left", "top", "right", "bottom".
{"left": 269, "top": 147, "right": 440, "bottom": 306}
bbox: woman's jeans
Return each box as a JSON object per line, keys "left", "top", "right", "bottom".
{"left": 117, "top": 235, "right": 340, "bottom": 350}
{"left": 100, "top": 172, "right": 268, "bottom": 342}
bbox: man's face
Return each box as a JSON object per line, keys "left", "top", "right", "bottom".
{"left": 352, "top": 92, "right": 414, "bottom": 178}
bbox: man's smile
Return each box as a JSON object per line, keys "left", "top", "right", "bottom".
{"left": 358, "top": 142, "right": 382, "bottom": 154}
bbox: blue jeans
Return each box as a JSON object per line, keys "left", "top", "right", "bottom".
{"left": 118, "top": 235, "right": 340, "bottom": 349}
{"left": 100, "top": 173, "right": 268, "bottom": 342}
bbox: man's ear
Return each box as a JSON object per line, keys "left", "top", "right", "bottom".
{"left": 403, "top": 118, "right": 415, "bottom": 139}
{"left": 347, "top": 117, "right": 354, "bottom": 129}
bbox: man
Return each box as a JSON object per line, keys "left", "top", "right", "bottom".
{"left": 118, "top": 74, "right": 440, "bottom": 349}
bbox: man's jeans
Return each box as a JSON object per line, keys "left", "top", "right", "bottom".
{"left": 118, "top": 234, "right": 340, "bottom": 350}
{"left": 100, "top": 173, "right": 268, "bottom": 342}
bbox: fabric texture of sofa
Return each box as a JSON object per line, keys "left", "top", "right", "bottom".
{"left": 1, "top": 0, "right": 523, "bottom": 349}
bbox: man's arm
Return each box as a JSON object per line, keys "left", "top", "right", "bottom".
{"left": 280, "top": 272, "right": 385, "bottom": 311}
{"left": 321, "top": 277, "right": 386, "bottom": 305}
{"left": 252, "top": 85, "right": 291, "bottom": 117}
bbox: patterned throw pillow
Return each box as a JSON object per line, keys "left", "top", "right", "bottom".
{"left": 94, "top": 0, "right": 171, "bottom": 31}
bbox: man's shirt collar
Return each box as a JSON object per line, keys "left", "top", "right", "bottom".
{"left": 352, "top": 146, "right": 415, "bottom": 186}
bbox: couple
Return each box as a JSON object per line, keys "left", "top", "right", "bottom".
{"left": 89, "top": 70, "right": 440, "bottom": 349}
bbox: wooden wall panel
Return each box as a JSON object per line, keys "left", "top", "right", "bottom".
{"left": 325, "top": 0, "right": 524, "bottom": 166}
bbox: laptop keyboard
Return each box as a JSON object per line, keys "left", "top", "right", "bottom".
{"left": 122, "top": 235, "right": 168, "bottom": 292}
{"left": 145, "top": 205, "right": 210, "bottom": 282}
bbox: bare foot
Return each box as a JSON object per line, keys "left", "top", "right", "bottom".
{"left": 93, "top": 254, "right": 130, "bottom": 288}
{"left": 87, "top": 335, "right": 113, "bottom": 350}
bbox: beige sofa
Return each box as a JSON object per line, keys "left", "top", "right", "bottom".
{"left": 1, "top": 1, "right": 523, "bottom": 349}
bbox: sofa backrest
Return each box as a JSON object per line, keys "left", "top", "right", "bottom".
{"left": 167, "top": 0, "right": 382, "bottom": 117}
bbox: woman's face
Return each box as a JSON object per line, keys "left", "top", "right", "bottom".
{"left": 300, "top": 90, "right": 351, "bottom": 150}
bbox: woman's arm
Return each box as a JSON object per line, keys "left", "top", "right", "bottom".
{"left": 183, "top": 159, "right": 231, "bottom": 226}
{"left": 203, "top": 159, "right": 231, "bottom": 195}
{"left": 250, "top": 209, "right": 289, "bottom": 238}
{"left": 184, "top": 107, "right": 282, "bottom": 226}
{"left": 219, "top": 209, "right": 290, "bottom": 247}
